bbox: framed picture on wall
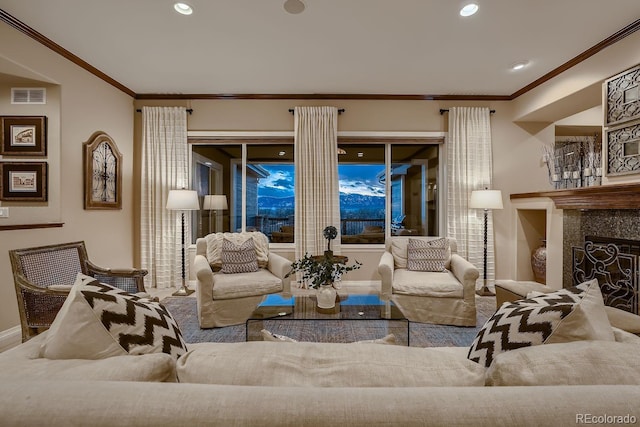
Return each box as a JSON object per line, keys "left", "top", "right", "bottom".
{"left": 0, "top": 162, "right": 48, "bottom": 201}
{"left": 0, "top": 116, "right": 47, "bottom": 156}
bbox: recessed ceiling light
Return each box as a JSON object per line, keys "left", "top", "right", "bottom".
{"left": 174, "top": 3, "right": 193, "bottom": 15}
{"left": 460, "top": 3, "right": 479, "bottom": 17}
{"left": 512, "top": 61, "right": 529, "bottom": 71}
{"left": 278, "top": 151, "right": 286, "bottom": 156}
{"left": 357, "top": 152, "right": 364, "bottom": 158}
{"left": 337, "top": 147, "right": 347, "bottom": 155}
{"left": 284, "top": 0, "right": 305, "bottom": 14}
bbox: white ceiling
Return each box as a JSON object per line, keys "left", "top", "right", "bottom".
{"left": 1, "top": 0, "right": 639, "bottom": 97}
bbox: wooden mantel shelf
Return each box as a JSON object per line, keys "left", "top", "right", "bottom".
{"left": 510, "top": 183, "right": 640, "bottom": 209}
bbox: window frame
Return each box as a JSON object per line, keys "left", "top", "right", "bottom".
{"left": 188, "top": 131, "right": 446, "bottom": 244}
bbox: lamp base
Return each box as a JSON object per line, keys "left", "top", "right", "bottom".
{"left": 172, "top": 285, "right": 194, "bottom": 296}
{"left": 476, "top": 286, "right": 495, "bottom": 297}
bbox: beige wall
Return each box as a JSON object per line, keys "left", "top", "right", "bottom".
{"left": 0, "top": 23, "right": 135, "bottom": 332}
{"left": 2, "top": 18, "right": 640, "bottom": 333}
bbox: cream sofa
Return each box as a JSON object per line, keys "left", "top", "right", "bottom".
{"left": 378, "top": 236, "right": 479, "bottom": 326}
{"left": 193, "top": 231, "right": 292, "bottom": 328}
{"left": 1, "top": 328, "right": 640, "bottom": 426}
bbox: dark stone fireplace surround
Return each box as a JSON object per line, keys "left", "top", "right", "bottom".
{"left": 511, "top": 183, "right": 640, "bottom": 314}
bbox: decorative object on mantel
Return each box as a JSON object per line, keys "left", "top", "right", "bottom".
{"left": 603, "top": 63, "right": 640, "bottom": 177}
{"left": 0, "top": 161, "right": 48, "bottom": 202}
{"left": 285, "top": 252, "right": 362, "bottom": 310}
{"left": 531, "top": 239, "right": 547, "bottom": 284}
{"left": 0, "top": 116, "right": 47, "bottom": 157}
{"left": 605, "top": 121, "right": 640, "bottom": 176}
{"left": 604, "top": 63, "right": 640, "bottom": 128}
{"left": 83, "top": 131, "right": 122, "bottom": 210}
{"left": 542, "top": 135, "right": 601, "bottom": 190}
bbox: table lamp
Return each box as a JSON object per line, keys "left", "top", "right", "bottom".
{"left": 203, "top": 194, "right": 228, "bottom": 234}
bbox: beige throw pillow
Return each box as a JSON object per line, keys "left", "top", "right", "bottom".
{"left": 40, "top": 273, "right": 188, "bottom": 360}
{"left": 467, "top": 279, "right": 614, "bottom": 367}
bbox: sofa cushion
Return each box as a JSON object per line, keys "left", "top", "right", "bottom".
{"left": 407, "top": 237, "right": 447, "bottom": 272}
{"left": 486, "top": 340, "right": 640, "bottom": 386}
{"left": 392, "top": 269, "right": 463, "bottom": 298}
{"left": 40, "top": 273, "right": 188, "bottom": 360}
{"left": 206, "top": 232, "right": 269, "bottom": 269}
{"left": 220, "top": 238, "right": 259, "bottom": 274}
{"left": 176, "top": 341, "right": 486, "bottom": 387}
{"left": 467, "top": 279, "right": 614, "bottom": 367}
{"left": 212, "top": 269, "right": 283, "bottom": 300}
{"left": 0, "top": 332, "right": 176, "bottom": 382}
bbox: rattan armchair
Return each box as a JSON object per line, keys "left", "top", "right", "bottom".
{"left": 9, "top": 241, "right": 147, "bottom": 342}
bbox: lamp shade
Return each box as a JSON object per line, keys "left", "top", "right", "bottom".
{"left": 203, "top": 194, "right": 228, "bottom": 210}
{"left": 166, "top": 189, "right": 200, "bottom": 210}
{"left": 469, "top": 189, "right": 503, "bottom": 210}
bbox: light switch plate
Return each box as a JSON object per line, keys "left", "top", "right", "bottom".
{"left": 0, "top": 207, "right": 9, "bottom": 218}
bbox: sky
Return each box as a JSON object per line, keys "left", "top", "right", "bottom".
{"left": 258, "top": 164, "right": 385, "bottom": 198}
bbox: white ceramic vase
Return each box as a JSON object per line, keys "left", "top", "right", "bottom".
{"left": 316, "top": 284, "right": 337, "bottom": 309}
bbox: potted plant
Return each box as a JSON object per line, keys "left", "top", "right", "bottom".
{"left": 285, "top": 226, "right": 362, "bottom": 309}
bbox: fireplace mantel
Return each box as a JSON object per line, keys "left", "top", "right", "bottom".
{"left": 510, "top": 183, "right": 640, "bottom": 209}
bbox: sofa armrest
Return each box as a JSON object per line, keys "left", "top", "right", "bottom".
{"left": 194, "top": 255, "right": 214, "bottom": 302}
{"left": 449, "top": 253, "right": 479, "bottom": 301}
{"left": 267, "top": 252, "right": 293, "bottom": 298}
{"left": 378, "top": 251, "right": 394, "bottom": 300}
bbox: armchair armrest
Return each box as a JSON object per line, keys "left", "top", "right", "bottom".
{"left": 378, "top": 251, "right": 394, "bottom": 300}
{"left": 86, "top": 261, "right": 148, "bottom": 293}
{"left": 267, "top": 252, "right": 293, "bottom": 298}
{"left": 449, "top": 253, "right": 479, "bottom": 302}
{"left": 194, "top": 254, "right": 214, "bottom": 300}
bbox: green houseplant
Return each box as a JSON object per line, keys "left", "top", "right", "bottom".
{"left": 285, "top": 226, "right": 362, "bottom": 309}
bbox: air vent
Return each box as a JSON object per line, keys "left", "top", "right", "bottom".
{"left": 11, "top": 88, "right": 46, "bottom": 104}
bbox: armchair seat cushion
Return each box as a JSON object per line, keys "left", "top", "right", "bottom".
{"left": 212, "top": 269, "right": 283, "bottom": 300}
{"left": 392, "top": 269, "right": 463, "bottom": 298}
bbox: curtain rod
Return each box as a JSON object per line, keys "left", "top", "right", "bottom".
{"left": 439, "top": 109, "right": 495, "bottom": 115}
{"left": 288, "top": 109, "right": 345, "bottom": 114}
{"left": 136, "top": 108, "right": 193, "bottom": 115}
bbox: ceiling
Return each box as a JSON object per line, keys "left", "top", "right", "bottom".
{"left": 1, "top": 0, "right": 640, "bottom": 98}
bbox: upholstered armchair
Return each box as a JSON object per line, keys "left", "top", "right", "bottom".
{"left": 193, "top": 231, "right": 292, "bottom": 328}
{"left": 378, "top": 236, "right": 479, "bottom": 326}
{"left": 9, "top": 241, "right": 148, "bottom": 342}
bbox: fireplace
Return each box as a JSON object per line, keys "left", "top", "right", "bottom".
{"left": 572, "top": 236, "right": 639, "bottom": 315}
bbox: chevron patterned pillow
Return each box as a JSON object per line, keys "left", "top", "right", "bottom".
{"left": 407, "top": 238, "right": 448, "bottom": 272}
{"left": 220, "top": 237, "right": 260, "bottom": 274}
{"left": 41, "top": 273, "right": 187, "bottom": 360}
{"left": 467, "top": 279, "right": 614, "bottom": 368}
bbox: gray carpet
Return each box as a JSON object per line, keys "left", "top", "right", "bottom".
{"left": 162, "top": 295, "right": 497, "bottom": 347}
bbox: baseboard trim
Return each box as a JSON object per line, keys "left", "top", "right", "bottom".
{"left": 0, "top": 326, "right": 21, "bottom": 353}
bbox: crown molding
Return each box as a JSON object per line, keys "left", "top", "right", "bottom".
{"left": 1, "top": 9, "right": 638, "bottom": 102}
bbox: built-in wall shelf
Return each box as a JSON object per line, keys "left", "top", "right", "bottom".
{"left": 510, "top": 183, "right": 640, "bottom": 209}
{"left": 0, "top": 222, "right": 64, "bottom": 231}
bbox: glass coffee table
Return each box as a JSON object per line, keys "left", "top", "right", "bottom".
{"left": 246, "top": 293, "right": 410, "bottom": 345}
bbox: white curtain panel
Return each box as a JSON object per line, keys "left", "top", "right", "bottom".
{"left": 140, "top": 106, "right": 189, "bottom": 289}
{"left": 293, "top": 106, "right": 341, "bottom": 261}
{"left": 446, "top": 107, "right": 495, "bottom": 287}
